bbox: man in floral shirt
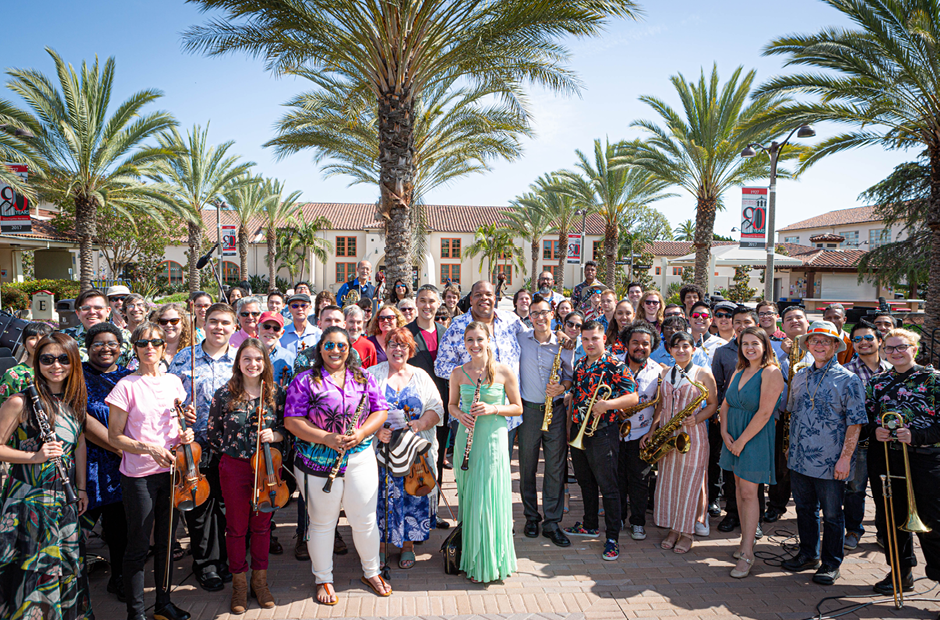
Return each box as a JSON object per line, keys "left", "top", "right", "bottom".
{"left": 563, "top": 319, "right": 638, "bottom": 562}
{"left": 62, "top": 289, "right": 133, "bottom": 365}
{"left": 570, "top": 261, "right": 605, "bottom": 312}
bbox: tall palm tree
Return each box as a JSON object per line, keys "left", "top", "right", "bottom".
{"left": 0, "top": 100, "right": 40, "bottom": 200}
{"left": 156, "top": 124, "right": 254, "bottom": 293}
{"left": 464, "top": 222, "right": 523, "bottom": 283}
{"left": 225, "top": 174, "right": 273, "bottom": 280}
{"left": 290, "top": 215, "right": 333, "bottom": 283}
{"left": 7, "top": 49, "right": 179, "bottom": 291}
{"left": 502, "top": 195, "right": 554, "bottom": 288}
{"left": 564, "top": 139, "right": 675, "bottom": 286}
{"left": 183, "top": 0, "right": 642, "bottom": 287}
{"left": 261, "top": 178, "right": 302, "bottom": 291}
{"left": 674, "top": 219, "right": 696, "bottom": 241}
{"left": 753, "top": 0, "right": 940, "bottom": 333}
{"left": 627, "top": 65, "right": 796, "bottom": 291}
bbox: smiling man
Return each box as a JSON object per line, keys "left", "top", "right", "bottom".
{"left": 572, "top": 261, "right": 605, "bottom": 311}
{"left": 63, "top": 289, "right": 133, "bottom": 365}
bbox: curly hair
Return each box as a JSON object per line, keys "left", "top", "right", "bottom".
{"left": 308, "top": 326, "right": 366, "bottom": 386}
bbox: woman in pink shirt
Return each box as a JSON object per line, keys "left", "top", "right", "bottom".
{"left": 107, "top": 322, "right": 196, "bottom": 620}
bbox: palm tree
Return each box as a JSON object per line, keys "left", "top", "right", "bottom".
{"left": 291, "top": 215, "right": 333, "bottom": 283}
{"left": 6, "top": 49, "right": 179, "bottom": 291}
{"left": 627, "top": 65, "right": 797, "bottom": 291}
{"left": 183, "top": 0, "right": 641, "bottom": 287}
{"left": 261, "top": 178, "right": 302, "bottom": 291}
{"left": 752, "top": 0, "right": 940, "bottom": 333}
{"left": 564, "top": 139, "right": 675, "bottom": 286}
{"left": 225, "top": 174, "right": 273, "bottom": 280}
{"left": 156, "top": 124, "right": 254, "bottom": 293}
{"left": 0, "top": 100, "right": 40, "bottom": 200}
{"left": 464, "top": 222, "right": 523, "bottom": 283}
{"left": 502, "top": 195, "right": 554, "bottom": 288}
{"left": 674, "top": 219, "right": 696, "bottom": 241}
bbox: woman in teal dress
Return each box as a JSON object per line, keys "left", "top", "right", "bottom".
{"left": 719, "top": 326, "right": 784, "bottom": 579}
{"left": 448, "top": 321, "right": 523, "bottom": 583}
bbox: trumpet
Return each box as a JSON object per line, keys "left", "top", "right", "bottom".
{"left": 569, "top": 382, "right": 612, "bottom": 451}
{"left": 880, "top": 411, "right": 931, "bottom": 609}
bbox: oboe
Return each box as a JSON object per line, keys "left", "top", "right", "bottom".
{"left": 460, "top": 377, "right": 483, "bottom": 471}
{"left": 25, "top": 380, "right": 78, "bottom": 505}
{"left": 323, "top": 393, "right": 368, "bottom": 493}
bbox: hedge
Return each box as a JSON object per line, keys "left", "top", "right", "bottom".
{"left": 1, "top": 280, "right": 82, "bottom": 311}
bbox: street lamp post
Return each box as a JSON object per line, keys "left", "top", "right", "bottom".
{"left": 741, "top": 124, "right": 815, "bottom": 302}
{"left": 576, "top": 208, "right": 588, "bottom": 272}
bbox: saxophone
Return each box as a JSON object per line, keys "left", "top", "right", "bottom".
{"left": 639, "top": 367, "right": 708, "bottom": 464}
{"left": 781, "top": 341, "right": 808, "bottom": 460}
{"left": 618, "top": 376, "right": 663, "bottom": 439}
{"left": 541, "top": 346, "right": 564, "bottom": 432}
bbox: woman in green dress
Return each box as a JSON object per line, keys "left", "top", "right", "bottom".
{"left": 448, "top": 321, "right": 523, "bottom": 583}
{"left": 0, "top": 332, "right": 92, "bottom": 619}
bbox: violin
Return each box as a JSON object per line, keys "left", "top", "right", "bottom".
{"left": 251, "top": 381, "right": 289, "bottom": 513}
{"left": 172, "top": 399, "right": 210, "bottom": 511}
{"left": 404, "top": 452, "right": 436, "bottom": 497}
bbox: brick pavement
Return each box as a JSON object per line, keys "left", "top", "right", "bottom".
{"left": 85, "top": 453, "right": 940, "bottom": 620}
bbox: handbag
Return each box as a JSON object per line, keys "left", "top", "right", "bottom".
{"left": 441, "top": 523, "right": 462, "bottom": 575}
{"left": 375, "top": 427, "right": 431, "bottom": 477}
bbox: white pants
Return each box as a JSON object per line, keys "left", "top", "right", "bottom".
{"left": 295, "top": 447, "right": 381, "bottom": 584}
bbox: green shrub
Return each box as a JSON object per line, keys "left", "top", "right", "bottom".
{"left": 156, "top": 292, "right": 190, "bottom": 304}
{"left": 1, "top": 279, "right": 82, "bottom": 311}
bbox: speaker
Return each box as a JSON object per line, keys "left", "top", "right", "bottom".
{"left": 0, "top": 312, "right": 28, "bottom": 356}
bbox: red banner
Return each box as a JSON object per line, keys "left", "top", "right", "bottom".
{"left": 0, "top": 164, "right": 30, "bottom": 234}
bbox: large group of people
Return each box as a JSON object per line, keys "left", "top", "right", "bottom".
{"left": 0, "top": 257, "right": 938, "bottom": 620}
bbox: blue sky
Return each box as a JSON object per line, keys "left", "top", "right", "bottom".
{"left": 5, "top": 0, "right": 910, "bottom": 238}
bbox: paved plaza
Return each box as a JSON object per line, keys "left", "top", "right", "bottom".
{"left": 85, "top": 455, "right": 939, "bottom": 620}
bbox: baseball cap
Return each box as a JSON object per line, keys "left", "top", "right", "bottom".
{"left": 258, "top": 311, "right": 284, "bottom": 328}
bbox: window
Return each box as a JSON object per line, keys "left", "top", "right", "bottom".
{"left": 869, "top": 228, "right": 891, "bottom": 249}
{"left": 336, "top": 262, "right": 356, "bottom": 283}
{"left": 593, "top": 241, "right": 601, "bottom": 261}
{"left": 542, "top": 240, "right": 561, "bottom": 260}
{"left": 840, "top": 230, "right": 859, "bottom": 248}
{"left": 441, "top": 238, "right": 461, "bottom": 259}
{"left": 160, "top": 261, "right": 184, "bottom": 285}
{"left": 336, "top": 236, "right": 357, "bottom": 257}
{"left": 498, "top": 249, "right": 513, "bottom": 260}
{"left": 491, "top": 264, "right": 512, "bottom": 286}
{"left": 222, "top": 261, "right": 240, "bottom": 285}
{"left": 655, "top": 266, "right": 662, "bottom": 275}
{"left": 672, "top": 267, "right": 683, "bottom": 276}
{"left": 543, "top": 265, "right": 561, "bottom": 282}
{"left": 441, "top": 264, "right": 461, "bottom": 285}
{"left": 784, "top": 236, "right": 800, "bottom": 244}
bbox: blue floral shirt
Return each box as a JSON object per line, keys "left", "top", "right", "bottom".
{"left": 168, "top": 343, "right": 237, "bottom": 446}
{"left": 787, "top": 358, "right": 867, "bottom": 480}
{"left": 83, "top": 362, "right": 133, "bottom": 510}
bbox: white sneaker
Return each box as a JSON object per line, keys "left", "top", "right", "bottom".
{"left": 695, "top": 517, "right": 710, "bottom": 537}
{"left": 630, "top": 525, "right": 647, "bottom": 540}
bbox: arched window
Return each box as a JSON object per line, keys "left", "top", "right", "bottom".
{"left": 222, "top": 261, "right": 240, "bottom": 285}
{"left": 160, "top": 261, "right": 184, "bottom": 285}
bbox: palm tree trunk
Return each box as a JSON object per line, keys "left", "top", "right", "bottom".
{"left": 693, "top": 195, "right": 718, "bottom": 292}
{"left": 267, "top": 228, "right": 276, "bottom": 292}
{"left": 74, "top": 194, "right": 96, "bottom": 292}
{"left": 604, "top": 222, "right": 618, "bottom": 288}
{"left": 924, "top": 149, "right": 940, "bottom": 339}
{"left": 187, "top": 221, "right": 201, "bottom": 295}
{"left": 556, "top": 224, "right": 568, "bottom": 291}
{"left": 531, "top": 240, "right": 539, "bottom": 290}
{"left": 377, "top": 91, "right": 415, "bottom": 287}
{"left": 238, "top": 223, "right": 249, "bottom": 281}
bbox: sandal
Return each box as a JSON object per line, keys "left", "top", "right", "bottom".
{"left": 361, "top": 575, "right": 392, "bottom": 597}
{"left": 660, "top": 533, "right": 678, "bottom": 550}
{"left": 730, "top": 555, "right": 754, "bottom": 579}
{"left": 399, "top": 550, "right": 416, "bottom": 569}
{"left": 673, "top": 535, "right": 693, "bottom": 554}
{"left": 317, "top": 583, "right": 338, "bottom": 606}
{"left": 172, "top": 541, "right": 186, "bottom": 562}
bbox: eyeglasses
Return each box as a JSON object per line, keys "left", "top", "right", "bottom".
{"left": 885, "top": 344, "right": 913, "bottom": 354}
{"left": 125, "top": 303, "right": 147, "bottom": 310}
{"left": 109, "top": 296, "right": 126, "bottom": 303}
{"left": 289, "top": 303, "right": 309, "bottom": 310}
{"left": 664, "top": 312, "right": 684, "bottom": 318}
{"left": 322, "top": 341, "right": 348, "bottom": 352}
{"left": 240, "top": 311, "right": 261, "bottom": 318}
{"left": 260, "top": 322, "right": 282, "bottom": 331}
{"left": 530, "top": 310, "right": 553, "bottom": 318}
{"left": 758, "top": 312, "right": 777, "bottom": 318}
{"left": 807, "top": 337, "right": 833, "bottom": 347}
{"left": 395, "top": 285, "right": 406, "bottom": 289}
{"left": 90, "top": 341, "right": 121, "bottom": 351}
{"left": 194, "top": 303, "right": 212, "bottom": 309}
{"left": 387, "top": 341, "right": 409, "bottom": 350}
{"left": 644, "top": 299, "right": 660, "bottom": 306}
{"left": 690, "top": 312, "right": 711, "bottom": 320}
{"left": 78, "top": 305, "right": 108, "bottom": 313}
{"left": 134, "top": 338, "right": 165, "bottom": 348}
{"left": 714, "top": 312, "right": 733, "bottom": 319}
{"left": 39, "top": 354, "right": 71, "bottom": 366}
{"left": 158, "top": 317, "right": 181, "bottom": 326}
{"left": 378, "top": 315, "right": 397, "bottom": 322}
{"left": 851, "top": 334, "right": 876, "bottom": 343}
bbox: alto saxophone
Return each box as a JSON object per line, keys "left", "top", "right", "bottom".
{"left": 781, "top": 341, "right": 808, "bottom": 460}
{"left": 639, "top": 367, "right": 707, "bottom": 464}
{"left": 541, "top": 345, "right": 564, "bottom": 432}
{"left": 618, "top": 375, "right": 663, "bottom": 439}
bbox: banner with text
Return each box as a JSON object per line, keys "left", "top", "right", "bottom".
{"left": 0, "top": 164, "right": 31, "bottom": 234}
{"left": 740, "top": 187, "right": 768, "bottom": 248}
{"left": 221, "top": 225, "right": 237, "bottom": 256}
{"left": 567, "top": 234, "right": 582, "bottom": 264}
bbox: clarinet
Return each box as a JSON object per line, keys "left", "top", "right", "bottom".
{"left": 323, "top": 393, "right": 369, "bottom": 493}
{"left": 460, "top": 377, "right": 483, "bottom": 471}
{"left": 25, "top": 380, "right": 78, "bottom": 505}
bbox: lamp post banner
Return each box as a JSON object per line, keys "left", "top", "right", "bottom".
{"left": 740, "top": 187, "right": 768, "bottom": 248}
{"left": 221, "top": 225, "right": 237, "bottom": 256}
{"left": 567, "top": 234, "right": 582, "bottom": 264}
{"left": 0, "top": 164, "right": 31, "bottom": 234}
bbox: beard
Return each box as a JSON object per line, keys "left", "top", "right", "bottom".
{"left": 628, "top": 353, "right": 648, "bottom": 366}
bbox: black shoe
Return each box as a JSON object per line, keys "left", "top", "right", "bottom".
{"left": 295, "top": 536, "right": 310, "bottom": 561}
{"left": 542, "top": 527, "right": 571, "bottom": 548}
{"left": 269, "top": 535, "right": 283, "bottom": 555}
{"left": 333, "top": 531, "right": 348, "bottom": 555}
{"left": 437, "top": 519, "right": 452, "bottom": 529}
{"left": 717, "top": 514, "right": 740, "bottom": 532}
{"left": 764, "top": 507, "right": 783, "bottom": 523}
{"left": 219, "top": 567, "right": 232, "bottom": 583}
{"left": 707, "top": 501, "right": 721, "bottom": 518}
{"left": 755, "top": 524, "right": 763, "bottom": 540}
{"left": 812, "top": 564, "right": 841, "bottom": 585}
{"left": 873, "top": 571, "right": 914, "bottom": 595}
{"left": 782, "top": 553, "right": 822, "bottom": 573}
{"left": 106, "top": 575, "right": 126, "bottom": 602}
{"left": 154, "top": 602, "right": 191, "bottom": 620}
{"left": 524, "top": 521, "right": 540, "bottom": 538}
{"left": 196, "top": 571, "right": 224, "bottom": 592}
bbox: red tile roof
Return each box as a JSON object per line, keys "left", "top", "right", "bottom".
{"left": 644, "top": 240, "right": 738, "bottom": 257}
{"left": 779, "top": 242, "right": 818, "bottom": 256}
{"left": 2, "top": 218, "right": 79, "bottom": 243}
{"left": 778, "top": 205, "right": 880, "bottom": 232}
{"left": 794, "top": 249, "right": 868, "bottom": 270}
{"left": 809, "top": 233, "right": 846, "bottom": 243}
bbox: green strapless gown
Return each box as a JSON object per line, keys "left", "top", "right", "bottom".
{"left": 454, "top": 381, "right": 517, "bottom": 583}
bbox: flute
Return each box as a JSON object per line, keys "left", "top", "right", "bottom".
{"left": 25, "top": 380, "right": 78, "bottom": 505}
{"left": 323, "top": 393, "right": 368, "bottom": 493}
{"left": 460, "top": 378, "right": 483, "bottom": 471}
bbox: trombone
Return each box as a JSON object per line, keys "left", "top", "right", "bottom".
{"left": 569, "top": 383, "right": 611, "bottom": 450}
{"left": 880, "top": 412, "right": 931, "bottom": 609}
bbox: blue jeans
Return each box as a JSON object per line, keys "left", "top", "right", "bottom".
{"left": 844, "top": 447, "right": 868, "bottom": 536}
{"left": 791, "top": 471, "right": 846, "bottom": 567}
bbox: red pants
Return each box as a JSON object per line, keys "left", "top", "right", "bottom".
{"left": 219, "top": 454, "right": 272, "bottom": 573}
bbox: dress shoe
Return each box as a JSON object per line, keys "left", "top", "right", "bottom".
{"left": 153, "top": 602, "right": 192, "bottom": 620}
{"left": 764, "top": 507, "right": 783, "bottom": 523}
{"left": 106, "top": 575, "right": 126, "bottom": 602}
{"left": 717, "top": 514, "right": 740, "bottom": 532}
{"left": 812, "top": 564, "right": 841, "bottom": 585}
{"left": 333, "top": 531, "right": 348, "bottom": 555}
{"left": 542, "top": 527, "right": 571, "bottom": 547}
{"left": 873, "top": 571, "right": 914, "bottom": 595}
{"left": 707, "top": 501, "right": 722, "bottom": 518}
{"left": 269, "top": 535, "right": 283, "bottom": 555}
{"left": 782, "top": 553, "right": 822, "bottom": 573}
{"left": 524, "top": 521, "right": 540, "bottom": 538}
{"left": 437, "top": 518, "right": 452, "bottom": 529}
{"left": 219, "top": 567, "right": 233, "bottom": 583}
{"left": 196, "top": 571, "right": 224, "bottom": 592}
{"left": 295, "top": 536, "right": 310, "bottom": 561}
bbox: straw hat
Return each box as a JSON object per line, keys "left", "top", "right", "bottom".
{"left": 797, "top": 320, "right": 846, "bottom": 354}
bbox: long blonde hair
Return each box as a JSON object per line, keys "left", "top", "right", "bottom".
{"left": 465, "top": 321, "right": 496, "bottom": 385}
{"left": 152, "top": 302, "right": 193, "bottom": 351}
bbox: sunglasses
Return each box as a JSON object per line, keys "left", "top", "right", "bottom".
{"left": 714, "top": 312, "right": 733, "bottom": 319}
{"left": 690, "top": 312, "right": 711, "bottom": 319}
{"left": 851, "top": 334, "right": 876, "bottom": 343}
{"left": 378, "top": 315, "right": 397, "bottom": 322}
{"left": 39, "top": 354, "right": 71, "bottom": 366}
{"left": 664, "top": 312, "right": 684, "bottom": 318}
{"left": 644, "top": 300, "right": 660, "bottom": 306}
{"left": 109, "top": 296, "right": 126, "bottom": 303}
{"left": 260, "top": 322, "right": 282, "bottom": 331}
{"left": 565, "top": 320, "right": 583, "bottom": 328}
{"left": 290, "top": 303, "right": 309, "bottom": 309}
{"left": 322, "top": 341, "right": 348, "bottom": 352}
{"left": 158, "top": 317, "right": 181, "bottom": 326}
{"left": 134, "top": 338, "right": 166, "bottom": 348}
{"left": 240, "top": 311, "right": 261, "bottom": 318}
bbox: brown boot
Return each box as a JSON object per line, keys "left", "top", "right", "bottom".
{"left": 230, "top": 572, "right": 249, "bottom": 614}
{"left": 250, "top": 569, "right": 275, "bottom": 609}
